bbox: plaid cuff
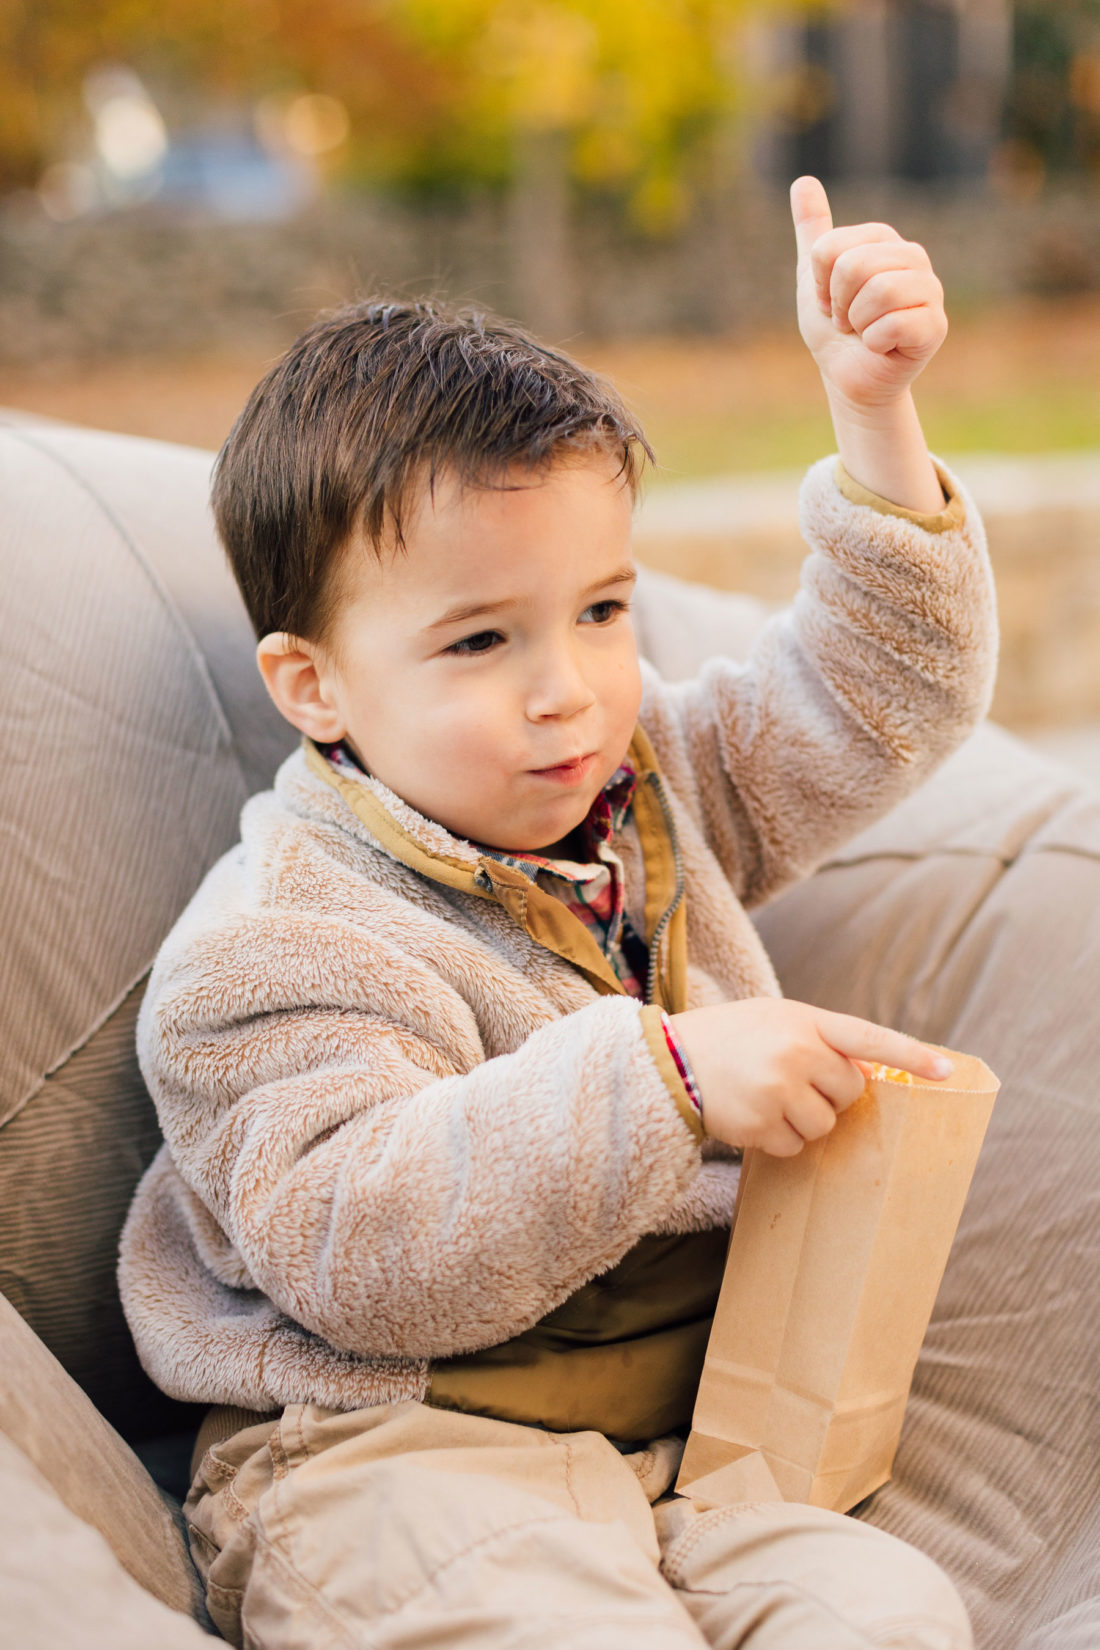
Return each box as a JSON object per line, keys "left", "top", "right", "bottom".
{"left": 660, "top": 1011, "right": 704, "bottom": 1121}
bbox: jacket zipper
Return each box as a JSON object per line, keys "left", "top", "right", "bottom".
{"left": 474, "top": 768, "right": 684, "bottom": 1006}
{"left": 644, "top": 769, "right": 685, "bottom": 1007}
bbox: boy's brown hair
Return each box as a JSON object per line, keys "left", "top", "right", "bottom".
{"left": 212, "top": 298, "right": 653, "bottom": 648}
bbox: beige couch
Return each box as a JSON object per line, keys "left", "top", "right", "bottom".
{"left": 2, "top": 413, "right": 1097, "bottom": 1648}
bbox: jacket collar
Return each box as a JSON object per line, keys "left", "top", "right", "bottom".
{"left": 302, "top": 726, "right": 686, "bottom": 1009}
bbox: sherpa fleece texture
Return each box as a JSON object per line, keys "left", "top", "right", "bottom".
{"left": 119, "top": 456, "right": 998, "bottom": 1413}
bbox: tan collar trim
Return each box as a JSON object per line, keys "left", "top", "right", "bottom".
{"left": 303, "top": 729, "right": 676, "bottom": 1005}
{"left": 478, "top": 859, "right": 626, "bottom": 997}
{"left": 307, "top": 730, "right": 665, "bottom": 889}
{"left": 627, "top": 723, "right": 662, "bottom": 783}
{"left": 303, "top": 739, "right": 490, "bottom": 898}
{"left": 625, "top": 726, "right": 685, "bottom": 1011}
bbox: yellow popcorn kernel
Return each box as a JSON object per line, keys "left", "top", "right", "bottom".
{"left": 867, "top": 1063, "right": 914, "bottom": 1085}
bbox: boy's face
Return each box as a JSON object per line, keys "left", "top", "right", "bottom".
{"left": 278, "top": 452, "right": 643, "bottom": 853}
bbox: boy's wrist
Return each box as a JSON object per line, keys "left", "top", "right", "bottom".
{"left": 660, "top": 1010, "right": 705, "bottom": 1127}
{"left": 824, "top": 384, "right": 947, "bottom": 516}
{"left": 639, "top": 1006, "right": 705, "bottom": 1142}
{"left": 834, "top": 458, "right": 964, "bottom": 533}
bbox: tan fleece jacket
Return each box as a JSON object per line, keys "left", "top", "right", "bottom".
{"left": 118, "top": 457, "right": 997, "bottom": 1421}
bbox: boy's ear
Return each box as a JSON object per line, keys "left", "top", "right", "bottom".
{"left": 256, "top": 634, "right": 347, "bottom": 743}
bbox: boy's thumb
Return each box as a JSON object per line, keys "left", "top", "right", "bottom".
{"left": 790, "top": 175, "right": 833, "bottom": 261}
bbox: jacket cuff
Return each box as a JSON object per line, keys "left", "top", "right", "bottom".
{"left": 639, "top": 1004, "right": 705, "bottom": 1142}
{"left": 834, "top": 458, "right": 965, "bottom": 534}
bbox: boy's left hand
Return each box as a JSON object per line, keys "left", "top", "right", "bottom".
{"left": 791, "top": 175, "right": 947, "bottom": 412}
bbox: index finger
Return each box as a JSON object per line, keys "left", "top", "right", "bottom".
{"left": 815, "top": 1010, "right": 954, "bottom": 1082}
{"left": 790, "top": 174, "right": 833, "bottom": 264}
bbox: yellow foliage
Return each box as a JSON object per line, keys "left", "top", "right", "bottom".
{"left": 385, "top": 0, "right": 805, "bottom": 222}
{"left": 2, "top": 0, "right": 822, "bottom": 209}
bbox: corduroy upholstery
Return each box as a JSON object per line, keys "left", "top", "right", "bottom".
{"left": 0, "top": 420, "right": 294, "bottom": 1452}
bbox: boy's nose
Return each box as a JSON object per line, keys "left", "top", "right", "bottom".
{"left": 524, "top": 647, "right": 597, "bottom": 721}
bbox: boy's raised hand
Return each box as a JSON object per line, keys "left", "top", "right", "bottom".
{"left": 789, "top": 174, "right": 949, "bottom": 514}
{"left": 791, "top": 175, "right": 947, "bottom": 412}
{"left": 669, "top": 997, "right": 952, "bottom": 1158}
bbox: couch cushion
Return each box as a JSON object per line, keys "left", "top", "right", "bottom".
{"left": 0, "top": 419, "right": 292, "bottom": 1127}
{"left": 0, "top": 983, "right": 197, "bottom": 1436}
{"left": 0, "top": 420, "right": 294, "bottom": 1433}
{"left": 754, "top": 731, "right": 1100, "bottom": 1650}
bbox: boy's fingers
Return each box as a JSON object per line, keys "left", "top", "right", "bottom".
{"left": 790, "top": 174, "right": 833, "bottom": 265}
{"left": 859, "top": 306, "right": 946, "bottom": 361}
{"left": 815, "top": 1011, "right": 954, "bottom": 1081}
{"left": 846, "top": 270, "right": 944, "bottom": 340}
{"left": 787, "top": 1090, "right": 839, "bottom": 1142}
{"left": 828, "top": 241, "right": 934, "bottom": 326}
{"left": 809, "top": 223, "right": 904, "bottom": 318}
{"left": 764, "top": 1120, "right": 808, "bottom": 1158}
{"left": 813, "top": 1049, "right": 872, "bottom": 1111}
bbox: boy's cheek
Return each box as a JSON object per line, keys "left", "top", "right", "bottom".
{"left": 418, "top": 683, "right": 510, "bottom": 749}
{"left": 613, "top": 650, "right": 644, "bottom": 726}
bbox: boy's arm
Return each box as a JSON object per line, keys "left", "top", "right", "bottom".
{"left": 127, "top": 889, "right": 704, "bottom": 1370}
{"left": 639, "top": 180, "right": 997, "bottom": 909}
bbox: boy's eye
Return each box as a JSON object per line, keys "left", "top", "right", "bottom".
{"left": 581, "top": 598, "right": 629, "bottom": 624}
{"left": 446, "top": 629, "right": 501, "bottom": 656}
{"left": 443, "top": 599, "right": 627, "bottom": 655}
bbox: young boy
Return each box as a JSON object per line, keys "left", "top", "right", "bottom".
{"left": 120, "top": 178, "right": 996, "bottom": 1649}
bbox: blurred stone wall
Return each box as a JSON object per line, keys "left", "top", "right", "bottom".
{"left": 2, "top": 181, "right": 1100, "bottom": 364}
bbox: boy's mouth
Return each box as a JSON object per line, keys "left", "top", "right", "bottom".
{"left": 529, "top": 752, "right": 598, "bottom": 785}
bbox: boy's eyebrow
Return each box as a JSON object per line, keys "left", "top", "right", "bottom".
{"left": 424, "top": 565, "right": 637, "bottom": 632}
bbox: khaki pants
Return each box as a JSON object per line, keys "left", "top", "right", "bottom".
{"left": 185, "top": 1401, "right": 971, "bottom": 1650}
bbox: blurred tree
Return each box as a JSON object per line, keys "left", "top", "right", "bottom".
{"left": 0, "top": 0, "right": 429, "bottom": 193}
{"left": 380, "top": 0, "right": 813, "bottom": 334}
{"left": 384, "top": 0, "right": 745, "bottom": 224}
{"left": 0, "top": 0, "right": 816, "bottom": 206}
{"left": 1004, "top": 0, "right": 1100, "bottom": 186}
{"left": 2, "top": 0, "right": 825, "bottom": 331}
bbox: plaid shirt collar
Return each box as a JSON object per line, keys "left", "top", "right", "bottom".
{"left": 477, "top": 762, "right": 643, "bottom": 996}
{"left": 477, "top": 762, "right": 637, "bottom": 882}
{"left": 318, "top": 743, "right": 636, "bottom": 863}
{"left": 321, "top": 742, "right": 644, "bottom": 994}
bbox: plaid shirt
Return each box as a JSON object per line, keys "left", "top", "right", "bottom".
{"left": 477, "top": 763, "right": 650, "bottom": 1000}
{"left": 321, "top": 743, "right": 703, "bottom": 1118}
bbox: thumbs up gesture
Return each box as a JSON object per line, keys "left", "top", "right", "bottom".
{"left": 791, "top": 176, "right": 947, "bottom": 411}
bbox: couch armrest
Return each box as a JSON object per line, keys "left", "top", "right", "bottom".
{"left": 0, "top": 1434, "right": 211, "bottom": 1648}
{"left": 0, "top": 1289, "right": 205, "bottom": 1624}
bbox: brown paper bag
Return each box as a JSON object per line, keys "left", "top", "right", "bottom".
{"left": 676, "top": 1046, "right": 999, "bottom": 1515}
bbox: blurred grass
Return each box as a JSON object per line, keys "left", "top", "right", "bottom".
{"left": 2, "top": 296, "right": 1099, "bottom": 474}
{"left": 583, "top": 295, "right": 1100, "bottom": 483}
{"left": 636, "top": 383, "right": 1100, "bottom": 483}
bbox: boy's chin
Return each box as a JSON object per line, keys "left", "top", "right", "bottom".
{"left": 524, "top": 809, "right": 596, "bottom": 860}
{"left": 482, "top": 806, "right": 592, "bottom": 859}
